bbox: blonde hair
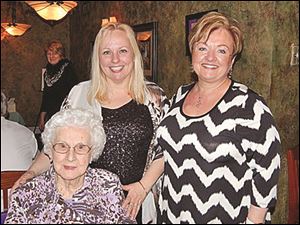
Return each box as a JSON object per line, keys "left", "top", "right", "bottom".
{"left": 189, "top": 11, "right": 243, "bottom": 57}
{"left": 88, "top": 22, "right": 147, "bottom": 104}
{"left": 45, "top": 40, "right": 65, "bottom": 58}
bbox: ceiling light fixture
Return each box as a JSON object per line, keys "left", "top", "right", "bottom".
{"left": 25, "top": 1, "right": 78, "bottom": 21}
{"left": 101, "top": 16, "right": 117, "bottom": 27}
{"left": 1, "top": 2, "right": 31, "bottom": 37}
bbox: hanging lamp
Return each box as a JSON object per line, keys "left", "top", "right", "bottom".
{"left": 25, "top": 1, "right": 78, "bottom": 21}
{"left": 1, "top": 2, "right": 31, "bottom": 37}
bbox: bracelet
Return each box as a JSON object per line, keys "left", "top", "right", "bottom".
{"left": 245, "top": 217, "right": 264, "bottom": 224}
{"left": 245, "top": 218, "right": 255, "bottom": 224}
{"left": 138, "top": 181, "right": 148, "bottom": 194}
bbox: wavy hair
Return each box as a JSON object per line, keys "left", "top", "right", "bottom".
{"left": 189, "top": 11, "right": 243, "bottom": 57}
{"left": 88, "top": 22, "right": 148, "bottom": 104}
{"left": 45, "top": 40, "right": 66, "bottom": 58}
{"left": 42, "top": 108, "right": 106, "bottom": 162}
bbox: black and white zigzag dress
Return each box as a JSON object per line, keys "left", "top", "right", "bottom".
{"left": 157, "top": 81, "right": 281, "bottom": 224}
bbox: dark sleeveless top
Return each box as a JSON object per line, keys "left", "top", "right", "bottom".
{"left": 90, "top": 100, "right": 153, "bottom": 185}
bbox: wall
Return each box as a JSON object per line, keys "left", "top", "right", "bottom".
{"left": 1, "top": 1, "right": 299, "bottom": 223}
{"left": 1, "top": 1, "right": 70, "bottom": 126}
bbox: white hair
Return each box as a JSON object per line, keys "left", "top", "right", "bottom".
{"left": 1, "top": 91, "right": 7, "bottom": 116}
{"left": 42, "top": 108, "right": 106, "bottom": 161}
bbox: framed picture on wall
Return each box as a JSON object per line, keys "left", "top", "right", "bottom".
{"left": 132, "top": 21, "right": 158, "bottom": 82}
{"left": 185, "top": 9, "right": 218, "bottom": 57}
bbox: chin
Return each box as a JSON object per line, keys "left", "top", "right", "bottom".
{"left": 62, "top": 173, "right": 84, "bottom": 181}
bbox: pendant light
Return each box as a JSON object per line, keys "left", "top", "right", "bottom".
{"left": 25, "top": 1, "right": 78, "bottom": 21}
{"left": 1, "top": 2, "right": 31, "bottom": 37}
{"left": 101, "top": 16, "right": 117, "bottom": 27}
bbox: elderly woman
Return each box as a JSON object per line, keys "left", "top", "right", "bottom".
{"left": 4, "top": 108, "right": 136, "bottom": 224}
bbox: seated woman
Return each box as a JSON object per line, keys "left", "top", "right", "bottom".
{"left": 4, "top": 108, "right": 136, "bottom": 224}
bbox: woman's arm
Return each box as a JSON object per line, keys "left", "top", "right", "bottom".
{"left": 4, "top": 190, "right": 27, "bottom": 224}
{"left": 11, "top": 152, "right": 50, "bottom": 192}
{"left": 122, "top": 157, "right": 164, "bottom": 219}
{"left": 246, "top": 205, "right": 268, "bottom": 223}
{"left": 139, "top": 157, "right": 164, "bottom": 193}
{"left": 38, "top": 112, "right": 47, "bottom": 131}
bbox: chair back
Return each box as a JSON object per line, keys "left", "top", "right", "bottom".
{"left": 287, "top": 145, "right": 299, "bottom": 224}
{"left": 1, "top": 171, "right": 25, "bottom": 211}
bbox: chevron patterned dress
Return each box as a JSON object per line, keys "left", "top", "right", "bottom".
{"left": 157, "top": 81, "right": 281, "bottom": 224}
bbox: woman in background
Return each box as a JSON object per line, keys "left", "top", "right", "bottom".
{"left": 39, "top": 40, "right": 78, "bottom": 131}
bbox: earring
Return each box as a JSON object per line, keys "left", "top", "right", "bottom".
{"left": 190, "top": 63, "right": 194, "bottom": 73}
{"left": 228, "top": 68, "right": 233, "bottom": 79}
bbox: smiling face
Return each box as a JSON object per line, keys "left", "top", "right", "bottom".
{"left": 52, "top": 126, "right": 92, "bottom": 182}
{"left": 192, "top": 28, "right": 235, "bottom": 83}
{"left": 99, "top": 30, "right": 134, "bottom": 84}
{"left": 47, "top": 50, "right": 62, "bottom": 65}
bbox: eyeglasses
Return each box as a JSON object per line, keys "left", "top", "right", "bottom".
{"left": 53, "top": 142, "right": 92, "bottom": 155}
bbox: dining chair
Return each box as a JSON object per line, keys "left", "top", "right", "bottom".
{"left": 1, "top": 170, "right": 26, "bottom": 212}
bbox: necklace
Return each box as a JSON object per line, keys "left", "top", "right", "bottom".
{"left": 195, "top": 78, "right": 229, "bottom": 108}
{"left": 196, "top": 96, "right": 203, "bottom": 108}
{"left": 44, "top": 61, "right": 69, "bottom": 87}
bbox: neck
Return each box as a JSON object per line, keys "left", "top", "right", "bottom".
{"left": 105, "top": 79, "right": 132, "bottom": 102}
{"left": 106, "top": 75, "right": 131, "bottom": 90}
{"left": 55, "top": 174, "right": 85, "bottom": 199}
{"left": 196, "top": 78, "right": 230, "bottom": 94}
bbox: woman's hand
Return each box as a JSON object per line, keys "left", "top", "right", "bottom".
{"left": 122, "top": 182, "right": 148, "bottom": 220}
{"left": 11, "top": 170, "right": 36, "bottom": 194}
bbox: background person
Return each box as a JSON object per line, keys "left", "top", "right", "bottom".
{"left": 38, "top": 40, "right": 78, "bottom": 131}
{"left": 156, "top": 11, "right": 281, "bottom": 224}
{"left": 1, "top": 91, "right": 38, "bottom": 212}
{"left": 6, "top": 97, "right": 26, "bottom": 126}
{"left": 1, "top": 90, "right": 38, "bottom": 172}
{"left": 4, "top": 108, "right": 136, "bottom": 224}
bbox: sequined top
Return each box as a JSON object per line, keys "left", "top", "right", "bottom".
{"left": 4, "top": 166, "right": 136, "bottom": 224}
{"left": 62, "top": 81, "right": 170, "bottom": 177}
{"left": 90, "top": 100, "right": 153, "bottom": 185}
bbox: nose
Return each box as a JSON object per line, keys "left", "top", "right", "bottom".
{"left": 112, "top": 52, "right": 120, "bottom": 63}
{"left": 66, "top": 148, "right": 76, "bottom": 162}
{"left": 205, "top": 49, "right": 216, "bottom": 61}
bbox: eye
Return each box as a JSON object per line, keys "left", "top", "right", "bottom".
{"left": 119, "top": 49, "right": 128, "bottom": 53}
{"left": 74, "top": 143, "right": 91, "bottom": 154}
{"left": 77, "top": 144, "right": 86, "bottom": 150}
{"left": 198, "top": 47, "right": 207, "bottom": 51}
{"left": 59, "top": 143, "right": 67, "bottom": 148}
{"left": 102, "top": 50, "right": 111, "bottom": 55}
{"left": 54, "top": 142, "right": 69, "bottom": 150}
{"left": 217, "top": 49, "right": 227, "bottom": 54}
